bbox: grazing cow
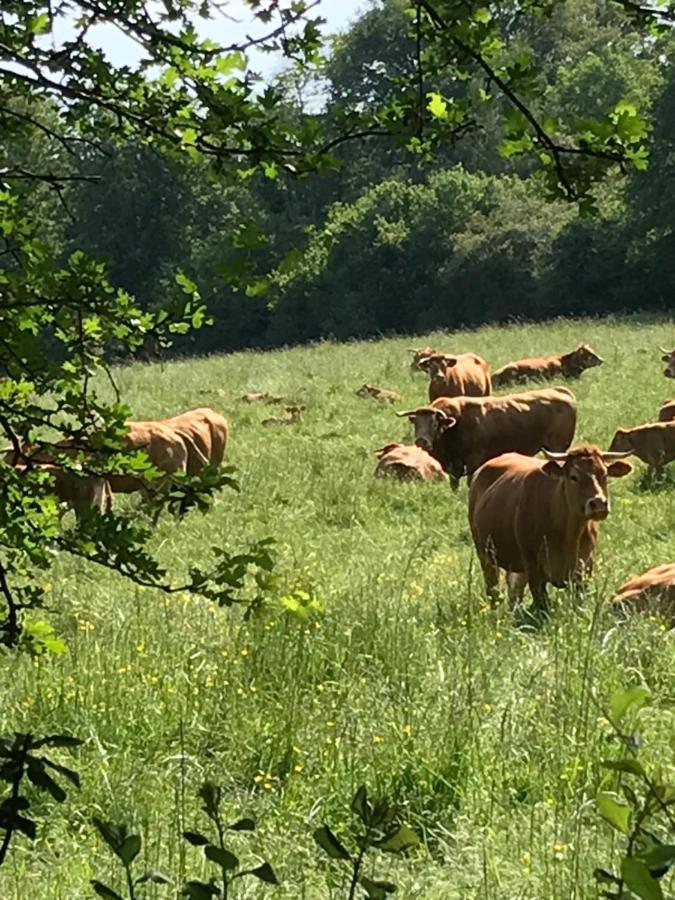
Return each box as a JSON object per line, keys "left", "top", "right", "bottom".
{"left": 160, "top": 407, "right": 228, "bottom": 475}
{"left": 492, "top": 342, "right": 603, "bottom": 387}
{"left": 397, "top": 387, "right": 576, "bottom": 488}
{"left": 241, "top": 391, "right": 287, "bottom": 404}
{"left": 659, "top": 400, "right": 675, "bottom": 423}
{"left": 418, "top": 353, "right": 491, "bottom": 402}
{"left": 107, "top": 420, "right": 189, "bottom": 494}
{"left": 357, "top": 384, "right": 401, "bottom": 403}
{"left": 374, "top": 443, "right": 447, "bottom": 482}
{"left": 610, "top": 563, "right": 675, "bottom": 621}
{"left": 469, "top": 446, "right": 633, "bottom": 615}
{"left": 410, "top": 346, "right": 442, "bottom": 371}
{"left": 7, "top": 463, "right": 112, "bottom": 520}
{"left": 659, "top": 347, "right": 675, "bottom": 379}
{"left": 609, "top": 421, "right": 675, "bottom": 475}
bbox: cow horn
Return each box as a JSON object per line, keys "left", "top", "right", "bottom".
{"left": 541, "top": 449, "right": 568, "bottom": 461}
{"left": 658, "top": 346, "right": 670, "bottom": 354}
{"left": 601, "top": 450, "right": 634, "bottom": 460}
{"left": 396, "top": 409, "right": 419, "bottom": 417}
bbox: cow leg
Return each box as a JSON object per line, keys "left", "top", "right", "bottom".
{"left": 478, "top": 552, "right": 500, "bottom": 606}
{"left": 527, "top": 577, "right": 550, "bottom": 620}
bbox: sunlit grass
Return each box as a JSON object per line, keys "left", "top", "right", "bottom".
{"left": 1, "top": 317, "right": 674, "bottom": 898}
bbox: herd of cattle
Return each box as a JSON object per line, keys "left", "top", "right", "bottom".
{"left": 372, "top": 342, "right": 675, "bottom": 621}
{"left": 4, "top": 342, "right": 675, "bottom": 623}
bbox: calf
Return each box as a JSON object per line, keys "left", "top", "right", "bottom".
{"left": 357, "top": 384, "right": 401, "bottom": 403}
{"left": 492, "top": 342, "right": 603, "bottom": 387}
{"left": 418, "top": 353, "right": 491, "bottom": 402}
{"left": 611, "top": 563, "right": 675, "bottom": 622}
{"left": 397, "top": 387, "right": 576, "bottom": 489}
{"left": 469, "top": 446, "right": 633, "bottom": 615}
{"left": 374, "top": 443, "right": 447, "bottom": 482}
{"left": 410, "top": 346, "right": 442, "bottom": 371}
{"left": 609, "top": 421, "right": 675, "bottom": 475}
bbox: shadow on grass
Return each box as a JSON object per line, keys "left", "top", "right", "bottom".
{"left": 632, "top": 467, "right": 675, "bottom": 494}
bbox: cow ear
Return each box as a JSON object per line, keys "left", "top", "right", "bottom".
{"left": 662, "top": 354, "right": 671, "bottom": 363}
{"left": 607, "top": 460, "right": 633, "bottom": 478}
{"left": 443, "top": 356, "right": 458, "bottom": 368}
{"left": 542, "top": 460, "right": 564, "bottom": 478}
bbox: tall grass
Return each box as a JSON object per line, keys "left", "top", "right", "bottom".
{"left": 1, "top": 317, "right": 674, "bottom": 898}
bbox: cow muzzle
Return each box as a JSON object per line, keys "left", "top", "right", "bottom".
{"left": 585, "top": 496, "right": 609, "bottom": 520}
{"left": 415, "top": 437, "right": 432, "bottom": 451}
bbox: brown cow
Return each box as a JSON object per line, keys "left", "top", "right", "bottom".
{"left": 659, "top": 400, "right": 675, "bottom": 422}
{"left": 357, "top": 384, "right": 401, "bottom": 403}
{"left": 610, "top": 563, "right": 675, "bottom": 621}
{"left": 107, "top": 420, "right": 189, "bottom": 493}
{"left": 374, "top": 443, "right": 447, "bottom": 482}
{"left": 469, "top": 446, "right": 633, "bottom": 615}
{"left": 397, "top": 387, "right": 576, "bottom": 488}
{"left": 418, "top": 353, "right": 491, "bottom": 402}
{"left": 609, "top": 421, "right": 675, "bottom": 475}
{"left": 492, "top": 342, "right": 603, "bottom": 387}
{"left": 659, "top": 347, "right": 675, "bottom": 379}
{"left": 160, "top": 407, "right": 228, "bottom": 475}
{"left": 7, "top": 463, "right": 112, "bottom": 519}
{"left": 410, "top": 346, "right": 442, "bottom": 371}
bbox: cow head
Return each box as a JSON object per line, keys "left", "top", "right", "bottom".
{"left": 658, "top": 346, "right": 675, "bottom": 379}
{"left": 572, "top": 342, "right": 603, "bottom": 370}
{"left": 410, "top": 347, "right": 438, "bottom": 370}
{"left": 417, "top": 354, "right": 458, "bottom": 379}
{"left": 541, "top": 446, "right": 633, "bottom": 521}
{"left": 396, "top": 406, "right": 457, "bottom": 453}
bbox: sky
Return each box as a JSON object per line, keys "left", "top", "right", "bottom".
{"left": 63, "top": 0, "right": 368, "bottom": 77}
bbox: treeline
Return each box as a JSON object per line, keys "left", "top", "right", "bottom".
{"left": 29, "top": 0, "right": 675, "bottom": 354}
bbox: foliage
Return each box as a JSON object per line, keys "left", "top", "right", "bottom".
{"left": 594, "top": 687, "right": 675, "bottom": 900}
{"left": 313, "top": 784, "right": 420, "bottom": 899}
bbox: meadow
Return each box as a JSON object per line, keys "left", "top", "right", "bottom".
{"left": 1, "top": 316, "right": 674, "bottom": 899}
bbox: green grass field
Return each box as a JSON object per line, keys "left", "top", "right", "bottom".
{"left": 1, "top": 317, "right": 674, "bottom": 899}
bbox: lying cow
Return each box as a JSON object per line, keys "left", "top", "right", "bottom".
{"left": 397, "top": 387, "right": 576, "bottom": 488}
{"left": 8, "top": 462, "right": 112, "bottom": 520}
{"left": 659, "top": 400, "right": 675, "bottom": 423}
{"left": 609, "top": 421, "right": 675, "bottom": 475}
{"left": 374, "top": 443, "right": 447, "bottom": 482}
{"left": 610, "top": 563, "right": 675, "bottom": 621}
{"left": 492, "top": 342, "right": 603, "bottom": 387}
{"left": 417, "top": 353, "right": 491, "bottom": 402}
{"left": 357, "top": 384, "right": 401, "bottom": 403}
{"left": 160, "top": 407, "right": 228, "bottom": 475}
{"left": 659, "top": 347, "right": 675, "bottom": 379}
{"left": 469, "top": 446, "right": 633, "bottom": 615}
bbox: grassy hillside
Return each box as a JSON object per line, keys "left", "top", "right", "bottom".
{"left": 1, "top": 317, "right": 674, "bottom": 899}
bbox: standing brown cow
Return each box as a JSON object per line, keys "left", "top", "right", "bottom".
{"left": 417, "top": 353, "right": 491, "bottom": 402}
{"left": 658, "top": 400, "right": 675, "bottom": 422}
{"left": 610, "top": 563, "right": 675, "bottom": 621}
{"left": 160, "top": 407, "right": 228, "bottom": 474}
{"left": 469, "top": 446, "right": 633, "bottom": 615}
{"left": 374, "top": 443, "right": 447, "bottom": 482}
{"left": 609, "top": 421, "right": 675, "bottom": 476}
{"left": 492, "top": 342, "right": 603, "bottom": 387}
{"left": 397, "top": 387, "right": 576, "bottom": 488}
{"left": 659, "top": 347, "right": 675, "bottom": 379}
{"left": 5, "top": 462, "right": 112, "bottom": 519}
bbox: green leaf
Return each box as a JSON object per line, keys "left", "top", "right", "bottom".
{"left": 204, "top": 845, "right": 238, "bottom": 870}
{"left": 597, "top": 791, "right": 632, "bottom": 834}
{"left": 249, "top": 862, "right": 279, "bottom": 884}
{"left": 610, "top": 686, "right": 650, "bottom": 721}
{"left": 313, "top": 826, "right": 351, "bottom": 860}
{"left": 229, "top": 818, "right": 256, "bottom": 832}
{"left": 119, "top": 834, "right": 141, "bottom": 865}
{"left": 378, "top": 825, "right": 420, "bottom": 853}
{"left": 601, "top": 758, "right": 645, "bottom": 777}
{"left": 641, "top": 846, "right": 675, "bottom": 877}
{"left": 360, "top": 875, "right": 397, "bottom": 898}
{"left": 182, "top": 882, "right": 220, "bottom": 900}
{"left": 621, "top": 858, "right": 664, "bottom": 900}
{"left": 91, "top": 882, "right": 124, "bottom": 900}
{"left": 183, "top": 831, "right": 209, "bottom": 846}
{"left": 351, "top": 785, "right": 369, "bottom": 822}
{"left": 426, "top": 92, "right": 448, "bottom": 120}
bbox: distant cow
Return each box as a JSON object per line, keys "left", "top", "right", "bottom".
{"left": 417, "top": 353, "right": 491, "bottom": 402}
{"left": 611, "top": 563, "right": 675, "bottom": 622}
{"left": 397, "top": 387, "right": 576, "bottom": 488}
{"left": 9, "top": 463, "right": 112, "bottom": 520}
{"left": 160, "top": 407, "right": 228, "bottom": 475}
{"left": 262, "top": 404, "right": 305, "bottom": 426}
{"left": 469, "top": 446, "right": 633, "bottom": 615}
{"left": 609, "top": 421, "right": 675, "bottom": 475}
{"left": 107, "top": 420, "right": 190, "bottom": 494}
{"left": 374, "top": 443, "right": 447, "bottom": 482}
{"left": 492, "top": 343, "right": 603, "bottom": 387}
{"left": 357, "top": 384, "right": 401, "bottom": 403}
{"left": 659, "top": 400, "right": 675, "bottom": 422}
{"left": 659, "top": 347, "right": 675, "bottom": 379}
{"left": 410, "top": 346, "right": 442, "bottom": 371}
